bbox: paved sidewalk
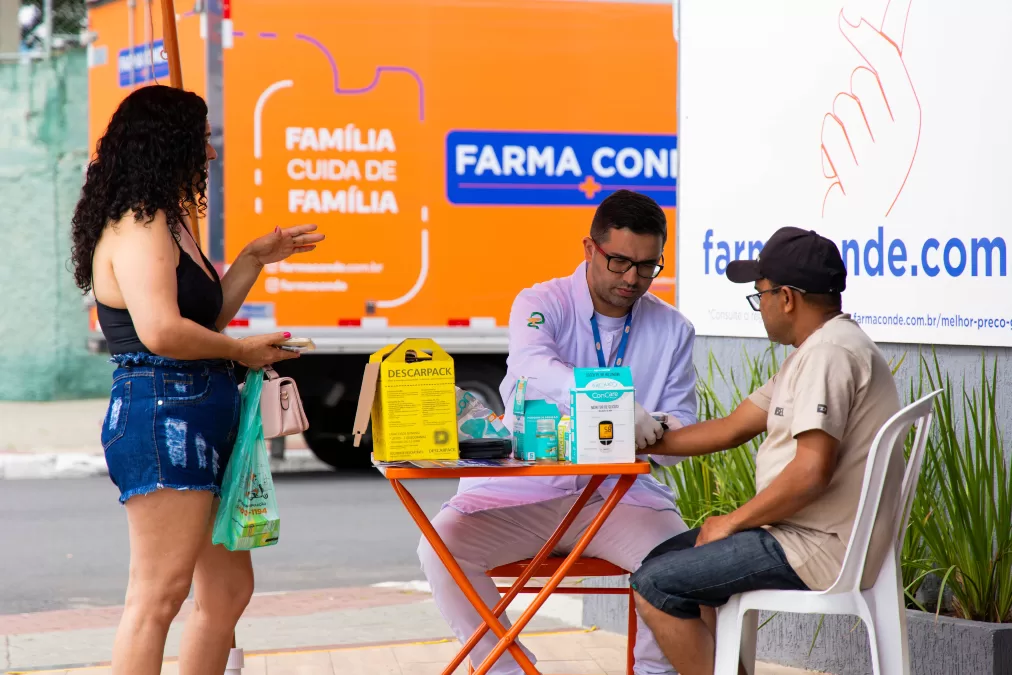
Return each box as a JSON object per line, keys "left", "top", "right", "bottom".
{"left": 0, "top": 585, "right": 580, "bottom": 671}
{"left": 0, "top": 400, "right": 325, "bottom": 479}
{"left": 1, "top": 584, "right": 829, "bottom": 675}
{"left": 7, "top": 629, "right": 826, "bottom": 675}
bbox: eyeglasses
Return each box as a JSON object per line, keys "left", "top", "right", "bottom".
{"left": 746, "top": 285, "right": 806, "bottom": 311}
{"left": 591, "top": 239, "right": 664, "bottom": 279}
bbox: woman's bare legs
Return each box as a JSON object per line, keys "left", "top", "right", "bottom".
{"left": 177, "top": 501, "right": 254, "bottom": 675}
{"left": 111, "top": 489, "right": 215, "bottom": 675}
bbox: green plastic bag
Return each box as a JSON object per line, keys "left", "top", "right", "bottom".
{"left": 212, "top": 368, "right": 280, "bottom": 551}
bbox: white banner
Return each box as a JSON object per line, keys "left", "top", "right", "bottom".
{"left": 676, "top": 0, "right": 1012, "bottom": 346}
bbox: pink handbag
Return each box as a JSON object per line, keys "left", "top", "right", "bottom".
{"left": 240, "top": 366, "right": 309, "bottom": 439}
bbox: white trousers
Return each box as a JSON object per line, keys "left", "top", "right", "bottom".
{"left": 417, "top": 494, "right": 689, "bottom": 675}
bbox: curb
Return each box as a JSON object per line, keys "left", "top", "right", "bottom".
{"left": 0, "top": 448, "right": 332, "bottom": 480}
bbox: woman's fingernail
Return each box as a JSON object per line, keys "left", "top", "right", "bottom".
{"left": 284, "top": 332, "right": 291, "bottom": 338}
{"left": 276, "top": 226, "right": 281, "bottom": 234}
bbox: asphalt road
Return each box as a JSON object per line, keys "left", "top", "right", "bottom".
{"left": 0, "top": 471, "right": 458, "bottom": 615}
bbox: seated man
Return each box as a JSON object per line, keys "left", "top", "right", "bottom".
{"left": 418, "top": 189, "right": 697, "bottom": 675}
{"left": 630, "top": 226, "right": 902, "bottom": 675}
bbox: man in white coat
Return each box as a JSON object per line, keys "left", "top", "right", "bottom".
{"left": 418, "top": 189, "right": 696, "bottom": 675}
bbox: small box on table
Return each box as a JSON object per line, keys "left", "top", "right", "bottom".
{"left": 512, "top": 377, "right": 561, "bottom": 461}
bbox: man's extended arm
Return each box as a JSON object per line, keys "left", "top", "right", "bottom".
{"left": 648, "top": 397, "right": 768, "bottom": 458}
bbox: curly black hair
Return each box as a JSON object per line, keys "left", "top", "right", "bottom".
{"left": 71, "top": 85, "right": 210, "bottom": 292}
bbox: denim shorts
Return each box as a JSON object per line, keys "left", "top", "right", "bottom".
{"left": 630, "top": 527, "right": 809, "bottom": 619}
{"left": 101, "top": 353, "right": 241, "bottom": 504}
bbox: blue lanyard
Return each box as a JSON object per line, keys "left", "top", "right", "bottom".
{"left": 591, "top": 313, "right": 632, "bottom": 368}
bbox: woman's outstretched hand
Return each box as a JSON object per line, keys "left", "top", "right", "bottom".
{"left": 245, "top": 224, "right": 325, "bottom": 266}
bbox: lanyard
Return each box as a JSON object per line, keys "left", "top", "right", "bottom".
{"left": 590, "top": 313, "right": 632, "bottom": 368}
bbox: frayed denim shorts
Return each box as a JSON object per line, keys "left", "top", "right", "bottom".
{"left": 101, "top": 352, "right": 241, "bottom": 504}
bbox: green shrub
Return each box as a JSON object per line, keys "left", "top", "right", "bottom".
{"left": 906, "top": 353, "right": 1012, "bottom": 623}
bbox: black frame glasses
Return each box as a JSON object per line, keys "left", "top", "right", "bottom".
{"left": 591, "top": 239, "right": 664, "bottom": 279}
{"left": 746, "top": 285, "right": 807, "bottom": 311}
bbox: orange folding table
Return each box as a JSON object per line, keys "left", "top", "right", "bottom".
{"left": 375, "top": 459, "right": 651, "bottom": 675}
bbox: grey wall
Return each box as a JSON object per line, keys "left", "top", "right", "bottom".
{"left": 581, "top": 334, "right": 1012, "bottom": 673}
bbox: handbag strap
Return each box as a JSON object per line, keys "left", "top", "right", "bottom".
{"left": 263, "top": 366, "right": 280, "bottom": 381}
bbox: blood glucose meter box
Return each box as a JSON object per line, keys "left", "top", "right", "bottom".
{"left": 569, "top": 367, "right": 636, "bottom": 464}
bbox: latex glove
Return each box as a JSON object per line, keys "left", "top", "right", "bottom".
{"left": 634, "top": 403, "right": 664, "bottom": 450}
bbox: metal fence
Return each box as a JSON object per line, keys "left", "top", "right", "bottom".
{"left": 1, "top": 0, "right": 91, "bottom": 63}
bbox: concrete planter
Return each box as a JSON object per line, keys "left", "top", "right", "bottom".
{"left": 753, "top": 609, "right": 1012, "bottom": 675}
{"left": 581, "top": 579, "right": 1012, "bottom": 674}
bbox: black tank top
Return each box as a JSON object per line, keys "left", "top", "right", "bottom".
{"left": 96, "top": 235, "right": 224, "bottom": 355}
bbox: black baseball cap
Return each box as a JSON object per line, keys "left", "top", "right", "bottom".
{"left": 725, "top": 226, "right": 847, "bottom": 293}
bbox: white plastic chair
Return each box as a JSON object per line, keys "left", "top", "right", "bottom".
{"left": 714, "top": 389, "right": 942, "bottom": 675}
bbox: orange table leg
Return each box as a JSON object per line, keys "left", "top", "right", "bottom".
{"left": 389, "top": 479, "right": 541, "bottom": 675}
{"left": 627, "top": 586, "right": 637, "bottom": 675}
{"left": 445, "top": 475, "right": 607, "bottom": 674}
{"left": 471, "top": 474, "right": 638, "bottom": 675}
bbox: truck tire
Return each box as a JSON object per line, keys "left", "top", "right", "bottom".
{"left": 455, "top": 359, "right": 507, "bottom": 416}
{"left": 302, "top": 399, "right": 372, "bottom": 470}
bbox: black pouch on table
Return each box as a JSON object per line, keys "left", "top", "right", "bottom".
{"left": 458, "top": 438, "right": 512, "bottom": 460}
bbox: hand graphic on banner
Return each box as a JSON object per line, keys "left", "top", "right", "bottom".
{"left": 821, "top": 1, "right": 920, "bottom": 221}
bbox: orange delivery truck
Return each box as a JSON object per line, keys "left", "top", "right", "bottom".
{"left": 83, "top": 0, "right": 679, "bottom": 469}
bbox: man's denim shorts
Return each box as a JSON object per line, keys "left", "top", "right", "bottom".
{"left": 631, "top": 527, "right": 809, "bottom": 619}
{"left": 100, "top": 353, "right": 241, "bottom": 504}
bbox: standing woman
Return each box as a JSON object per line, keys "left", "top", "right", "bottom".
{"left": 70, "top": 85, "right": 324, "bottom": 675}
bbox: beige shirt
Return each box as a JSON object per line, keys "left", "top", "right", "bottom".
{"left": 748, "top": 314, "right": 901, "bottom": 591}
